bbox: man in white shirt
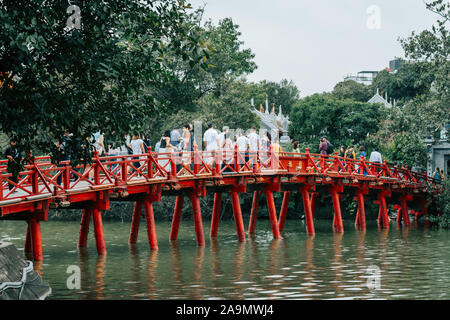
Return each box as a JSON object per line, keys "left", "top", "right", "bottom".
{"left": 369, "top": 148, "right": 383, "bottom": 163}
{"left": 247, "top": 127, "right": 260, "bottom": 168}
{"left": 236, "top": 131, "right": 250, "bottom": 166}
{"left": 203, "top": 123, "right": 219, "bottom": 165}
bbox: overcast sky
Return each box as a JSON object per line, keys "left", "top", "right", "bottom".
{"left": 189, "top": 0, "right": 439, "bottom": 97}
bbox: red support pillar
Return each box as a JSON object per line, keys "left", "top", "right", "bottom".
{"left": 189, "top": 193, "right": 205, "bottom": 247}
{"left": 231, "top": 191, "right": 246, "bottom": 242}
{"left": 24, "top": 224, "right": 32, "bottom": 254}
{"left": 278, "top": 191, "right": 291, "bottom": 233}
{"left": 300, "top": 186, "right": 315, "bottom": 235}
{"left": 144, "top": 197, "right": 158, "bottom": 250}
{"left": 78, "top": 207, "right": 92, "bottom": 248}
{"left": 248, "top": 191, "right": 261, "bottom": 234}
{"left": 210, "top": 193, "right": 222, "bottom": 238}
{"left": 355, "top": 190, "right": 366, "bottom": 230}
{"left": 329, "top": 186, "right": 344, "bottom": 233}
{"left": 395, "top": 204, "right": 402, "bottom": 225}
{"left": 420, "top": 199, "right": 428, "bottom": 217}
{"left": 28, "top": 218, "right": 43, "bottom": 261}
{"left": 378, "top": 192, "right": 390, "bottom": 229}
{"left": 400, "top": 196, "right": 410, "bottom": 227}
{"left": 355, "top": 207, "right": 360, "bottom": 228}
{"left": 265, "top": 190, "right": 281, "bottom": 239}
{"left": 310, "top": 192, "right": 318, "bottom": 219}
{"left": 377, "top": 205, "right": 381, "bottom": 226}
{"left": 170, "top": 196, "right": 184, "bottom": 241}
{"left": 129, "top": 200, "right": 143, "bottom": 244}
{"left": 92, "top": 207, "right": 107, "bottom": 256}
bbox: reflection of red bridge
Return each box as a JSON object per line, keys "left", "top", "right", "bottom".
{"left": 0, "top": 147, "right": 441, "bottom": 261}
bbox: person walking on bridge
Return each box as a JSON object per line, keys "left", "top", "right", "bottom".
{"left": 128, "top": 133, "right": 145, "bottom": 175}
{"left": 369, "top": 148, "right": 383, "bottom": 164}
{"left": 203, "top": 123, "right": 219, "bottom": 165}
{"left": 433, "top": 167, "right": 442, "bottom": 182}
{"left": 319, "top": 137, "right": 328, "bottom": 156}
{"left": 236, "top": 130, "right": 250, "bottom": 166}
{"left": 247, "top": 127, "right": 260, "bottom": 168}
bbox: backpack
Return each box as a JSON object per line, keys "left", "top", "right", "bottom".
{"left": 326, "top": 142, "right": 334, "bottom": 155}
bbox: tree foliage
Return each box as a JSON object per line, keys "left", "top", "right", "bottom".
{"left": 259, "top": 79, "right": 300, "bottom": 116}
{"left": 289, "top": 94, "right": 384, "bottom": 152}
{"left": 0, "top": 0, "right": 207, "bottom": 164}
{"left": 332, "top": 80, "right": 372, "bottom": 103}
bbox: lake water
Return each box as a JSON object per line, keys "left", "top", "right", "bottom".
{"left": 1, "top": 217, "right": 450, "bottom": 300}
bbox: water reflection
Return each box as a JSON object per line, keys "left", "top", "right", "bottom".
{"left": 78, "top": 249, "right": 90, "bottom": 299}
{"left": 146, "top": 250, "right": 158, "bottom": 299}
{"left": 171, "top": 241, "right": 184, "bottom": 296}
{"left": 129, "top": 244, "right": 141, "bottom": 296}
{"left": 3, "top": 219, "right": 450, "bottom": 300}
{"left": 231, "top": 242, "right": 246, "bottom": 299}
{"left": 94, "top": 255, "right": 106, "bottom": 300}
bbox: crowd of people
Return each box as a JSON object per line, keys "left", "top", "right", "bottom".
{"left": 2, "top": 126, "right": 446, "bottom": 188}
{"left": 313, "top": 136, "right": 384, "bottom": 165}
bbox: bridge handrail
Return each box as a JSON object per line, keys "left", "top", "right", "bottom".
{"left": 0, "top": 149, "right": 441, "bottom": 204}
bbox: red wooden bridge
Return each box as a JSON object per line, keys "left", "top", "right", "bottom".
{"left": 0, "top": 147, "right": 441, "bottom": 261}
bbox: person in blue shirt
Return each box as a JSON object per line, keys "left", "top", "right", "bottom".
{"left": 433, "top": 167, "right": 442, "bottom": 182}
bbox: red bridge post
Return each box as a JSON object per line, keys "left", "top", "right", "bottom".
{"left": 355, "top": 189, "right": 366, "bottom": 230}
{"left": 329, "top": 185, "right": 344, "bottom": 233}
{"left": 377, "top": 191, "right": 390, "bottom": 229}
{"left": 248, "top": 190, "right": 261, "bottom": 235}
{"left": 144, "top": 196, "right": 158, "bottom": 250}
{"left": 28, "top": 218, "right": 43, "bottom": 261}
{"left": 398, "top": 195, "right": 411, "bottom": 227}
{"left": 419, "top": 198, "right": 428, "bottom": 219}
{"left": 78, "top": 207, "right": 92, "bottom": 248}
{"left": 129, "top": 200, "right": 143, "bottom": 244}
{"left": 278, "top": 191, "right": 291, "bottom": 233}
{"left": 92, "top": 207, "right": 107, "bottom": 256}
{"left": 170, "top": 196, "right": 184, "bottom": 241}
{"left": 310, "top": 192, "right": 318, "bottom": 219}
{"left": 265, "top": 189, "right": 280, "bottom": 239}
{"left": 231, "top": 190, "right": 246, "bottom": 242}
{"left": 189, "top": 192, "right": 205, "bottom": 246}
{"left": 300, "top": 185, "right": 315, "bottom": 235}
{"left": 24, "top": 224, "right": 32, "bottom": 255}
{"left": 210, "top": 193, "right": 222, "bottom": 238}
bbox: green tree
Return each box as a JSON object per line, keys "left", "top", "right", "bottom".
{"left": 259, "top": 79, "right": 300, "bottom": 115}
{"left": 370, "top": 62, "right": 435, "bottom": 102}
{"left": 332, "top": 80, "right": 372, "bottom": 103}
{"left": 289, "top": 94, "right": 384, "bottom": 152}
{"left": 0, "top": 0, "right": 206, "bottom": 164}
{"left": 145, "top": 15, "right": 258, "bottom": 143}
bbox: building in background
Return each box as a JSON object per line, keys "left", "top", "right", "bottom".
{"left": 425, "top": 121, "right": 450, "bottom": 177}
{"left": 389, "top": 58, "right": 403, "bottom": 72}
{"left": 344, "top": 71, "right": 378, "bottom": 85}
{"left": 344, "top": 58, "right": 404, "bottom": 85}
{"left": 368, "top": 88, "right": 394, "bottom": 108}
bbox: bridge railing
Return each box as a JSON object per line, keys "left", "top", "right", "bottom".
{"left": 0, "top": 148, "right": 441, "bottom": 205}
